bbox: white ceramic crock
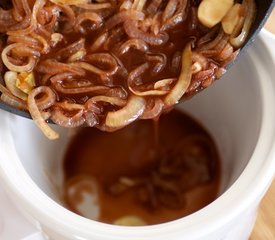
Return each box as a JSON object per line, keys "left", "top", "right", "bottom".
{"left": 0, "top": 31, "right": 275, "bottom": 240}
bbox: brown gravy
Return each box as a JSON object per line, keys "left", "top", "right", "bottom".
{"left": 62, "top": 109, "right": 221, "bottom": 225}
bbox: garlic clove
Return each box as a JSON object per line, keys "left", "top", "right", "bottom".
{"left": 198, "top": 0, "right": 234, "bottom": 28}
{"left": 222, "top": 3, "right": 244, "bottom": 34}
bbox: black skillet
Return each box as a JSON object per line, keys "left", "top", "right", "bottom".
{"left": 0, "top": 0, "right": 274, "bottom": 119}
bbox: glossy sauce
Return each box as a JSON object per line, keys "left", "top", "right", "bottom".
{"left": 33, "top": 1, "right": 205, "bottom": 103}
{"left": 62, "top": 110, "right": 221, "bottom": 225}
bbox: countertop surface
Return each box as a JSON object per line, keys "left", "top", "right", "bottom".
{"left": 250, "top": 180, "right": 275, "bottom": 239}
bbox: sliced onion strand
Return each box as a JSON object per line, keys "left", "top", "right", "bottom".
{"left": 105, "top": 95, "right": 145, "bottom": 129}
{"left": 164, "top": 43, "right": 192, "bottom": 106}
{"left": 28, "top": 86, "right": 59, "bottom": 140}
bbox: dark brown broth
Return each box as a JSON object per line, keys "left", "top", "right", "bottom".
{"left": 62, "top": 109, "right": 221, "bottom": 225}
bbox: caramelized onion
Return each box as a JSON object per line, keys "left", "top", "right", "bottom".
{"left": 30, "top": 32, "right": 50, "bottom": 54}
{"left": 38, "top": 5, "right": 60, "bottom": 28}
{"left": 120, "top": 0, "right": 133, "bottom": 10}
{"left": 74, "top": 12, "right": 102, "bottom": 34}
{"left": 151, "top": 12, "right": 162, "bottom": 35}
{"left": 222, "top": 49, "right": 240, "bottom": 66}
{"left": 49, "top": 0, "right": 89, "bottom": 5}
{"left": 11, "top": 45, "right": 40, "bottom": 58}
{"left": 147, "top": 0, "right": 162, "bottom": 15}
{"left": 0, "top": 9, "right": 13, "bottom": 21}
{"left": 49, "top": 72, "right": 75, "bottom": 83}
{"left": 193, "top": 69, "right": 215, "bottom": 82}
{"left": 197, "top": 30, "right": 225, "bottom": 51}
{"left": 171, "top": 51, "right": 181, "bottom": 73}
{"left": 124, "top": 20, "right": 169, "bottom": 46}
{"left": 0, "top": 0, "right": 256, "bottom": 138}
{"left": 2, "top": 43, "right": 36, "bottom": 72}
{"left": 154, "top": 78, "right": 176, "bottom": 90}
{"left": 213, "top": 35, "right": 229, "bottom": 53}
{"left": 192, "top": 62, "right": 202, "bottom": 74}
{"left": 1, "top": 93, "right": 28, "bottom": 110}
{"left": 11, "top": 0, "right": 27, "bottom": 19}
{"left": 70, "top": 62, "right": 110, "bottom": 83}
{"left": 129, "top": 87, "right": 169, "bottom": 97}
{"left": 8, "top": 0, "right": 46, "bottom": 36}
{"left": 164, "top": 43, "right": 192, "bottom": 106}
{"left": 54, "top": 82, "right": 109, "bottom": 95}
{"left": 127, "top": 62, "right": 147, "bottom": 87}
{"left": 5, "top": 18, "right": 29, "bottom": 34}
{"left": 0, "top": 83, "right": 9, "bottom": 94}
{"left": 77, "top": 3, "right": 112, "bottom": 10}
{"left": 146, "top": 53, "right": 167, "bottom": 75}
{"left": 161, "top": 0, "right": 188, "bottom": 31}
{"left": 86, "top": 53, "right": 118, "bottom": 75}
{"left": 8, "top": 35, "right": 40, "bottom": 48}
{"left": 105, "top": 87, "right": 128, "bottom": 99}
{"left": 162, "top": 0, "right": 178, "bottom": 22}
{"left": 140, "top": 98, "right": 164, "bottom": 119}
{"left": 84, "top": 111, "right": 98, "bottom": 127}
{"left": 118, "top": 39, "right": 148, "bottom": 55}
{"left": 88, "top": 96, "right": 127, "bottom": 107}
{"left": 56, "top": 38, "right": 85, "bottom": 61}
{"left": 51, "top": 105, "right": 85, "bottom": 128}
{"left": 12, "top": 0, "right": 31, "bottom": 26}
{"left": 28, "top": 86, "right": 59, "bottom": 140}
{"left": 4, "top": 71, "right": 27, "bottom": 100}
{"left": 90, "top": 32, "right": 108, "bottom": 52}
{"left": 218, "top": 43, "right": 234, "bottom": 61}
{"left": 215, "top": 67, "right": 226, "bottom": 79}
{"left": 130, "top": 78, "right": 176, "bottom": 97}
{"left": 127, "top": 63, "right": 173, "bottom": 96}
{"left": 67, "top": 49, "right": 87, "bottom": 63}
{"left": 58, "top": 4, "right": 75, "bottom": 25}
{"left": 105, "top": 96, "right": 145, "bottom": 129}
{"left": 201, "top": 76, "right": 215, "bottom": 88}
{"left": 105, "top": 10, "right": 145, "bottom": 32}
{"left": 37, "top": 60, "right": 85, "bottom": 76}
{"left": 56, "top": 101, "right": 84, "bottom": 110}
{"left": 50, "top": 0, "right": 111, "bottom": 10}
{"left": 191, "top": 52, "right": 208, "bottom": 70}
{"left": 35, "top": 86, "right": 57, "bottom": 110}
{"left": 103, "top": 27, "right": 125, "bottom": 50}
{"left": 132, "top": 0, "right": 147, "bottom": 11}
{"left": 230, "top": 0, "right": 256, "bottom": 48}
{"left": 85, "top": 100, "right": 103, "bottom": 115}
